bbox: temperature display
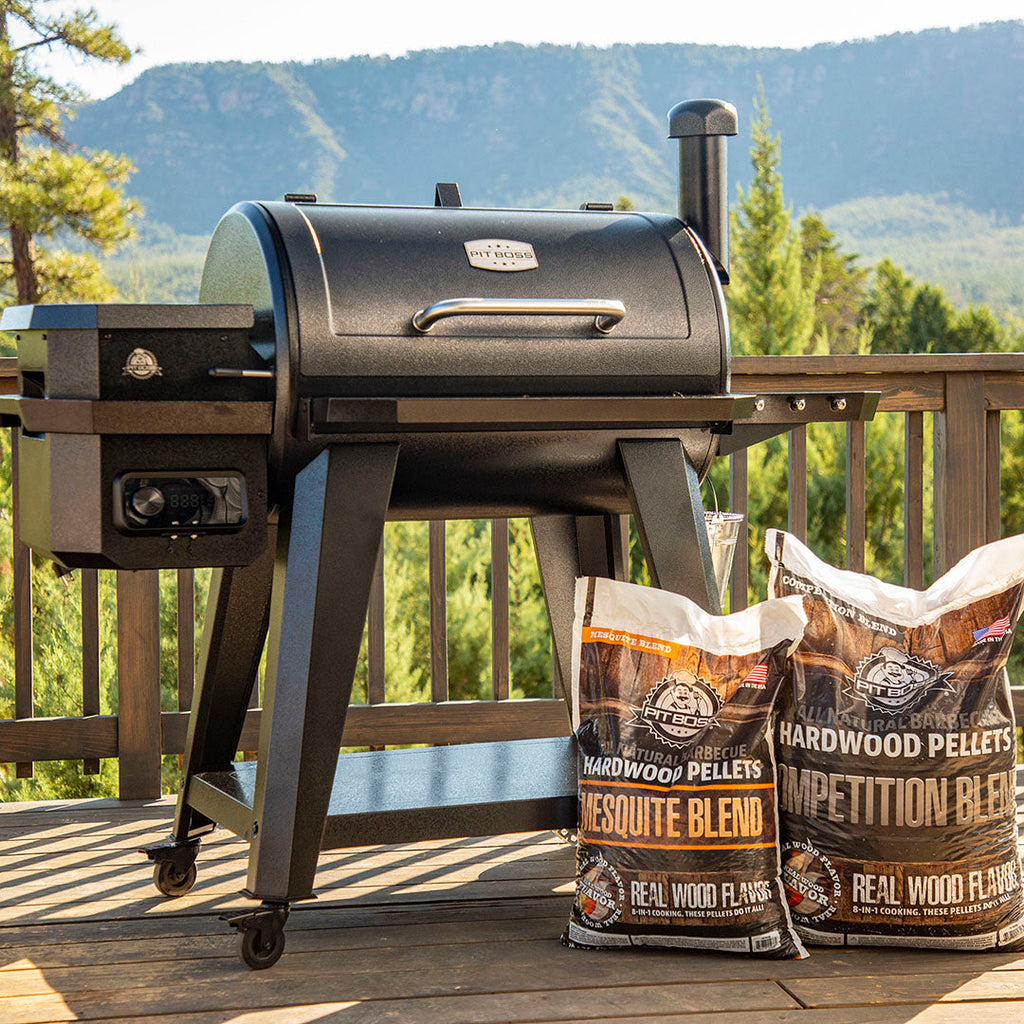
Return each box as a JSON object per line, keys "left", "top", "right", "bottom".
{"left": 114, "top": 473, "right": 248, "bottom": 533}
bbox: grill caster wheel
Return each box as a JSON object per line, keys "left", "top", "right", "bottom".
{"left": 153, "top": 859, "right": 197, "bottom": 897}
{"left": 141, "top": 837, "right": 202, "bottom": 898}
{"left": 223, "top": 902, "right": 289, "bottom": 970}
{"left": 238, "top": 922, "right": 286, "bottom": 969}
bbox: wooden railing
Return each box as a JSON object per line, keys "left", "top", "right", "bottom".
{"left": 2, "top": 353, "right": 1024, "bottom": 799}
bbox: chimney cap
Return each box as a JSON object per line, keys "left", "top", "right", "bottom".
{"left": 668, "top": 99, "right": 738, "bottom": 139}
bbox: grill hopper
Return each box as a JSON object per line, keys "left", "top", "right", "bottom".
{"left": 199, "top": 199, "right": 733, "bottom": 518}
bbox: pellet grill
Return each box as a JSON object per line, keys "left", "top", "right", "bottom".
{"left": 0, "top": 98, "right": 875, "bottom": 968}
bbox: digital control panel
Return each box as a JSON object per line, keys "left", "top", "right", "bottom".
{"left": 114, "top": 472, "right": 248, "bottom": 534}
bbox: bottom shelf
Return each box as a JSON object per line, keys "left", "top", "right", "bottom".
{"left": 188, "top": 735, "right": 579, "bottom": 848}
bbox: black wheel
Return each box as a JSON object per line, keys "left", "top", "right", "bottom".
{"left": 238, "top": 923, "right": 285, "bottom": 969}
{"left": 153, "top": 858, "right": 197, "bottom": 897}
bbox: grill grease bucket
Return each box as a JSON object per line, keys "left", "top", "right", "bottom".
{"left": 704, "top": 511, "right": 744, "bottom": 609}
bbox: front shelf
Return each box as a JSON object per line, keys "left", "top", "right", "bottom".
{"left": 187, "top": 736, "right": 579, "bottom": 848}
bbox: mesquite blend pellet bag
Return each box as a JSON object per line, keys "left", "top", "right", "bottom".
{"left": 768, "top": 529, "right": 1024, "bottom": 950}
{"left": 565, "top": 575, "right": 809, "bottom": 957}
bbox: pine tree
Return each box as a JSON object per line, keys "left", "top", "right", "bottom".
{"left": 727, "top": 83, "right": 819, "bottom": 356}
{"left": 799, "top": 212, "right": 870, "bottom": 354}
{"left": 861, "top": 259, "right": 914, "bottom": 353}
{"left": 0, "top": 3, "right": 138, "bottom": 305}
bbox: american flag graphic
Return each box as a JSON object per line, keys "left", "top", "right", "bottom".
{"left": 972, "top": 615, "right": 1012, "bottom": 644}
{"left": 741, "top": 663, "right": 768, "bottom": 687}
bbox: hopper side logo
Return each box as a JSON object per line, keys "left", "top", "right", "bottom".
{"left": 122, "top": 348, "right": 162, "bottom": 380}
{"left": 464, "top": 238, "right": 538, "bottom": 272}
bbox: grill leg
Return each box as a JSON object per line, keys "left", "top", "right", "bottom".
{"left": 168, "top": 532, "right": 277, "bottom": 843}
{"left": 532, "top": 513, "right": 630, "bottom": 710}
{"left": 618, "top": 439, "right": 719, "bottom": 612}
{"left": 245, "top": 443, "right": 399, "bottom": 902}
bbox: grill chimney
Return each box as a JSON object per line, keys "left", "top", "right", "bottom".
{"left": 668, "top": 98, "right": 738, "bottom": 285}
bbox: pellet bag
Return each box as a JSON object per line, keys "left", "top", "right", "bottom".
{"left": 565, "top": 576, "right": 809, "bottom": 957}
{"left": 768, "top": 529, "right": 1024, "bottom": 950}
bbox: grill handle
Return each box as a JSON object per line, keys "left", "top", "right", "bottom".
{"left": 412, "top": 297, "right": 625, "bottom": 334}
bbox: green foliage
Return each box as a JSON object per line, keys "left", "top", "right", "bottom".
{"left": 728, "top": 83, "right": 819, "bottom": 357}
{"left": 861, "top": 259, "right": 916, "bottom": 353}
{"left": 799, "top": 212, "right": 870, "bottom": 354}
{"left": 862, "top": 258, "right": 1022, "bottom": 354}
{"left": 0, "top": 2, "right": 137, "bottom": 304}
{"left": 824, "top": 194, "right": 1024, "bottom": 323}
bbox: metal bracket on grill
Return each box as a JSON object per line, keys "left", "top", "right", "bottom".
{"left": 716, "top": 391, "right": 880, "bottom": 454}
{"left": 411, "top": 297, "right": 626, "bottom": 334}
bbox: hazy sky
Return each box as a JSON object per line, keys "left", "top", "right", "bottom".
{"left": 25, "top": 1, "right": 1024, "bottom": 98}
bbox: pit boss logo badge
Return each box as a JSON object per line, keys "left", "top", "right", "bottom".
{"left": 122, "top": 348, "right": 163, "bottom": 380}
{"left": 848, "top": 646, "right": 952, "bottom": 714}
{"left": 633, "top": 672, "right": 723, "bottom": 748}
{"left": 464, "top": 239, "right": 538, "bottom": 271}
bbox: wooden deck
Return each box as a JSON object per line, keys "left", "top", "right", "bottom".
{"left": 2, "top": 781, "right": 1024, "bottom": 1024}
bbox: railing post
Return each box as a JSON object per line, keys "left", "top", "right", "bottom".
{"left": 904, "top": 411, "right": 925, "bottom": 589}
{"left": 367, "top": 543, "right": 386, "bottom": 751}
{"left": 116, "top": 569, "right": 163, "bottom": 800}
{"left": 10, "top": 433, "right": 34, "bottom": 779}
{"left": 787, "top": 425, "right": 807, "bottom": 542}
{"left": 845, "top": 421, "right": 866, "bottom": 573}
{"left": 491, "top": 519, "right": 510, "bottom": 700}
{"left": 81, "top": 569, "right": 101, "bottom": 775}
{"left": 986, "top": 410, "right": 1001, "bottom": 544}
{"left": 728, "top": 450, "right": 748, "bottom": 611}
{"left": 933, "top": 371, "right": 987, "bottom": 575}
{"left": 428, "top": 521, "right": 448, "bottom": 701}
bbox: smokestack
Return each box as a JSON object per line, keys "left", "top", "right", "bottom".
{"left": 668, "top": 99, "right": 738, "bottom": 285}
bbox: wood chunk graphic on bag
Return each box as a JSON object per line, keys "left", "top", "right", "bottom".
{"left": 768, "top": 528, "right": 1024, "bottom": 951}
{"left": 565, "top": 576, "right": 808, "bottom": 957}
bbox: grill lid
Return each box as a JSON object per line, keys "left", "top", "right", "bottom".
{"left": 200, "top": 200, "right": 729, "bottom": 398}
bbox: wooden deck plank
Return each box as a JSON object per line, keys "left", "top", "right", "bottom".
{"left": 0, "top": 849, "right": 576, "bottom": 903}
{"left": 0, "top": 897, "right": 571, "bottom": 950}
{"left": 786, "top": 968, "right": 1024, "bottom": 1007}
{"left": 2, "top": 940, "right": 808, "bottom": 998}
{"left": 67, "top": 1007, "right": 1024, "bottom": 1024}
{"left": 0, "top": 835, "right": 568, "bottom": 868}
{"left": 0, "top": 881, "right": 575, "bottom": 926}
{"left": 3, "top": 922, "right": 1024, "bottom": 980}
{"left": 0, "top": 971, "right": 800, "bottom": 1024}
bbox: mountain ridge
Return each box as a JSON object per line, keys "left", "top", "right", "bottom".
{"left": 65, "top": 22, "right": 1024, "bottom": 236}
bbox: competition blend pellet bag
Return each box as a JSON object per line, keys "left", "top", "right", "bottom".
{"left": 565, "top": 576, "right": 808, "bottom": 957}
{"left": 768, "top": 529, "right": 1024, "bottom": 951}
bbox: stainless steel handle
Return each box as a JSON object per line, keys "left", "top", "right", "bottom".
{"left": 412, "top": 297, "right": 626, "bottom": 334}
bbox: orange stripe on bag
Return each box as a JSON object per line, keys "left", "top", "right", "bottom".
{"left": 582, "top": 625, "right": 681, "bottom": 658}
{"left": 582, "top": 837, "right": 777, "bottom": 851}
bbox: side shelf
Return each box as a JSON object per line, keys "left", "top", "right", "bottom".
{"left": 187, "top": 735, "right": 579, "bottom": 849}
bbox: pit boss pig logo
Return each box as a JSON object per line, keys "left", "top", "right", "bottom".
{"left": 463, "top": 239, "right": 539, "bottom": 271}
{"left": 122, "top": 348, "right": 163, "bottom": 380}
{"left": 848, "top": 646, "right": 952, "bottom": 714}
{"left": 633, "top": 672, "right": 723, "bottom": 749}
